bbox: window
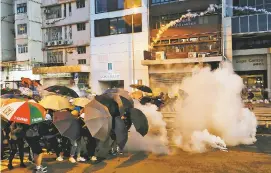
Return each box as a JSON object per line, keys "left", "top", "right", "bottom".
{"left": 69, "top": 25, "right": 72, "bottom": 39}
{"left": 18, "top": 44, "right": 28, "bottom": 54}
{"left": 78, "top": 59, "right": 86, "bottom": 64}
{"left": 95, "top": 0, "right": 141, "bottom": 13}
{"left": 77, "top": 46, "right": 86, "bottom": 54}
{"left": 69, "top": 3, "right": 72, "bottom": 16}
{"left": 77, "top": 23, "right": 86, "bottom": 31}
{"left": 47, "top": 27, "right": 62, "bottom": 41}
{"left": 76, "top": 0, "right": 85, "bottom": 8}
{"left": 17, "top": 3, "right": 27, "bottom": 14}
{"left": 47, "top": 51, "right": 63, "bottom": 63}
{"left": 46, "top": 5, "right": 61, "bottom": 19}
{"left": 95, "top": 13, "right": 142, "bottom": 37}
{"left": 108, "top": 63, "right": 112, "bottom": 70}
{"left": 17, "top": 24, "right": 27, "bottom": 35}
{"left": 64, "top": 26, "right": 67, "bottom": 39}
{"left": 64, "top": 4, "right": 66, "bottom": 17}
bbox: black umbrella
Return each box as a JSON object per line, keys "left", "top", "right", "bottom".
{"left": 1, "top": 89, "right": 21, "bottom": 95}
{"left": 103, "top": 93, "right": 125, "bottom": 115}
{"left": 103, "top": 88, "right": 134, "bottom": 109}
{"left": 45, "top": 85, "right": 79, "bottom": 98}
{"left": 95, "top": 95, "right": 120, "bottom": 118}
{"left": 114, "top": 116, "right": 128, "bottom": 150}
{"left": 129, "top": 108, "right": 149, "bottom": 136}
{"left": 53, "top": 111, "right": 80, "bottom": 141}
{"left": 130, "top": 84, "right": 152, "bottom": 93}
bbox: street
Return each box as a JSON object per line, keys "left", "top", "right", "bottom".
{"left": 2, "top": 135, "right": 271, "bottom": 173}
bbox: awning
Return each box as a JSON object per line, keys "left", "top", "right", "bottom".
{"left": 32, "top": 65, "right": 91, "bottom": 74}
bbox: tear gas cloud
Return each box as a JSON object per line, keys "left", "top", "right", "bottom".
{"left": 125, "top": 100, "right": 170, "bottom": 154}
{"left": 172, "top": 62, "right": 257, "bottom": 152}
{"left": 128, "top": 62, "right": 257, "bottom": 154}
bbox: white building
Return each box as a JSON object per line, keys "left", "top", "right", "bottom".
{"left": 223, "top": 0, "right": 271, "bottom": 98}
{"left": 32, "top": 0, "right": 91, "bottom": 89}
{"left": 90, "top": 0, "right": 149, "bottom": 94}
{"left": 1, "top": 0, "right": 41, "bottom": 89}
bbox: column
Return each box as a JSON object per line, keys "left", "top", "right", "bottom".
{"left": 267, "top": 53, "right": 271, "bottom": 98}
{"left": 222, "top": 0, "right": 233, "bottom": 61}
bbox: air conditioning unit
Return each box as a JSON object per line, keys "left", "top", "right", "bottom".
{"left": 198, "top": 53, "right": 206, "bottom": 58}
{"left": 155, "top": 51, "right": 165, "bottom": 60}
{"left": 64, "top": 40, "right": 68, "bottom": 45}
{"left": 57, "top": 40, "right": 63, "bottom": 45}
{"left": 45, "top": 42, "right": 49, "bottom": 46}
{"left": 50, "top": 41, "right": 55, "bottom": 46}
{"left": 188, "top": 52, "right": 197, "bottom": 58}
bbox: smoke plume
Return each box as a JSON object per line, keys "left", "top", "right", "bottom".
{"left": 125, "top": 100, "right": 169, "bottom": 154}
{"left": 172, "top": 62, "right": 257, "bottom": 152}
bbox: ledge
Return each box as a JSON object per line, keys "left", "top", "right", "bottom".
{"left": 32, "top": 65, "right": 91, "bottom": 74}
{"left": 141, "top": 56, "right": 223, "bottom": 65}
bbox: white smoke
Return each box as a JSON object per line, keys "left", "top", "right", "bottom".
{"left": 172, "top": 62, "right": 257, "bottom": 152}
{"left": 125, "top": 100, "right": 169, "bottom": 154}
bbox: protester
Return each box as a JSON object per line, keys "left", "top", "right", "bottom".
{"left": 25, "top": 123, "right": 47, "bottom": 173}
{"left": 7, "top": 122, "right": 26, "bottom": 170}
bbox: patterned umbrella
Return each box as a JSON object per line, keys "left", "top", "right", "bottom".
{"left": 0, "top": 101, "right": 46, "bottom": 125}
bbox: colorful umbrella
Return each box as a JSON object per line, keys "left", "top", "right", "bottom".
{"left": 45, "top": 85, "right": 79, "bottom": 98}
{"left": 39, "top": 95, "right": 72, "bottom": 111}
{"left": 0, "top": 101, "right": 46, "bottom": 125}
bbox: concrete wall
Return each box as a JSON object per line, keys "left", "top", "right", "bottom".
{"left": 1, "top": 0, "right": 16, "bottom": 61}
{"left": 90, "top": 0, "right": 149, "bottom": 94}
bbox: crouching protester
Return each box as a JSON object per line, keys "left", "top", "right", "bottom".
{"left": 25, "top": 124, "right": 47, "bottom": 173}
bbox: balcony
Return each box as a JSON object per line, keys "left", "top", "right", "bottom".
{"left": 44, "top": 40, "right": 73, "bottom": 47}
{"left": 232, "top": 14, "right": 271, "bottom": 34}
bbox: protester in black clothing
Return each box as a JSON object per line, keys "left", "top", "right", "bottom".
{"left": 8, "top": 122, "right": 26, "bottom": 170}
{"left": 25, "top": 124, "right": 47, "bottom": 173}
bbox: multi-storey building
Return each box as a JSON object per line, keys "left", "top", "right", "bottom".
{"left": 1, "top": 0, "right": 41, "bottom": 89}
{"left": 32, "top": 0, "right": 91, "bottom": 89}
{"left": 142, "top": 0, "right": 222, "bottom": 94}
{"left": 90, "top": 0, "right": 149, "bottom": 94}
{"left": 224, "top": 0, "right": 271, "bottom": 98}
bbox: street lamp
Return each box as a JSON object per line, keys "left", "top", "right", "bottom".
{"left": 131, "top": 6, "right": 139, "bottom": 85}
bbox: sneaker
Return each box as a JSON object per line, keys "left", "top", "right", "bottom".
{"left": 35, "top": 168, "right": 47, "bottom": 173}
{"left": 8, "top": 164, "right": 14, "bottom": 170}
{"left": 91, "top": 156, "right": 97, "bottom": 161}
{"left": 76, "top": 157, "right": 86, "bottom": 162}
{"left": 69, "top": 157, "right": 76, "bottom": 163}
{"left": 56, "top": 156, "right": 64, "bottom": 162}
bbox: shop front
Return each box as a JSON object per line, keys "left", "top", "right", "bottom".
{"left": 232, "top": 55, "right": 268, "bottom": 99}
{"left": 98, "top": 71, "right": 124, "bottom": 92}
{"left": 32, "top": 65, "right": 91, "bottom": 90}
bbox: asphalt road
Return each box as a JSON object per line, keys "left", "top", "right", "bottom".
{"left": 1, "top": 135, "right": 271, "bottom": 173}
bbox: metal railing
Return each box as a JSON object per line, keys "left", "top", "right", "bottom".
{"left": 232, "top": 14, "right": 271, "bottom": 34}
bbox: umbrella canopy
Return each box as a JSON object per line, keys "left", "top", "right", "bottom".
{"left": 0, "top": 101, "right": 46, "bottom": 125}
{"left": 73, "top": 98, "right": 91, "bottom": 107}
{"left": 95, "top": 95, "right": 121, "bottom": 118}
{"left": 103, "top": 93, "right": 125, "bottom": 115}
{"left": 103, "top": 88, "right": 134, "bottom": 109}
{"left": 1, "top": 89, "right": 21, "bottom": 95}
{"left": 53, "top": 111, "right": 80, "bottom": 141}
{"left": 0, "top": 98, "right": 29, "bottom": 107}
{"left": 129, "top": 108, "right": 149, "bottom": 136}
{"left": 84, "top": 99, "right": 112, "bottom": 141}
{"left": 130, "top": 84, "right": 152, "bottom": 93}
{"left": 114, "top": 116, "right": 128, "bottom": 150}
{"left": 39, "top": 95, "right": 72, "bottom": 111}
{"left": 1, "top": 94, "right": 32, "bottom": 99}
{"left": 45, "top": 85, "right": 79, "bottom": 98}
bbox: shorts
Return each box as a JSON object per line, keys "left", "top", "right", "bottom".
{"left": 25, "top": 136, "right": 42, "bottom": 155}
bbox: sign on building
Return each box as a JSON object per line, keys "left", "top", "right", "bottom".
{"left": 233, "top": 55, "right": 267, "bottom": 71}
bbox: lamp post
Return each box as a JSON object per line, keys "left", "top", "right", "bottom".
{"left": 131, "top": 12, "right": 135, "bottom": 84}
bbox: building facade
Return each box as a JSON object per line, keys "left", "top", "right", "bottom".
{"left": 142, "top": 0, "right": 222, "bottom": 94}
{"left": 32, "top": 0, "right": 91, "bottom": 89}
{"left": 1, "top": 0, "right": 41, "bottom": 89}
{"left": 90, "top": 0, "right": 149, "bottom": 94}
{"left": 224, "top": 0, "right": 271, "bottom": 98}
